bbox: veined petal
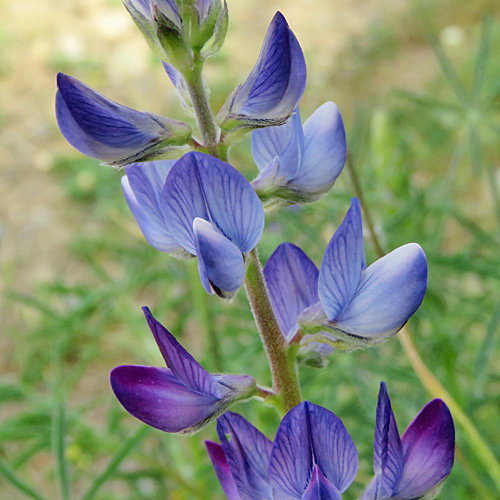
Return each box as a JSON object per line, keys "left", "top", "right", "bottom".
{"left": 225, "top": 12, "right": 306, "bottom": 120}
{"left": 153, "top": 0, "right": 182, "bottom": 28}
{"left": 269, "top": 402, "right": 314, "bottom": 499}
{"left": 396, "top": 399, "right": 455, "bottom": 499}
{"left": 373, "top": 383, "right": 403, "bottom": 496}
{"left": 306, "top": 402, "right": 358, "bottom": 492}
{"left": 194, "top": 218, "right": 246, "bottom": 298}
{"left": 110, "top": 365, "right": 220, "bottom": 434}
{"left": 206, "top": 441, "right": 243, "bottom": 500}
{"left": 319, "top": 198, "right": 366, "bottom": 321}
{"left": 162, "top": 152, "right": 264, "bottom": 255}
{"left": 56, "top": 73, "right": 190, "bottom": 165}
{"left": 333, "top": 243, "right": 428, "bottom": 339}
{"left": 263, "top": 243, "right": 319, "bottom": 341}
{"left": 122, "top": 161, "right": 183, "bottom": 253}
{"left": 142, "top": 307, "right": 221, "bottom": 398}
{"left": 123, "top": 0, "right": 154, "bottom": 25}
{"left": 302, "top": 466, "right": 342, "bottom": 500}
{"left": 217, "top": 412, "right": 274, "bottom": 500}
{"left": 251, "top": 109, "right": 304, "bottom": 180}
{"left": 290, "top": 102, "right": 346, "bottom": 194}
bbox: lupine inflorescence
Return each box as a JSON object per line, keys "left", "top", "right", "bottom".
{"left": 56, "top": 0, "right": 455, "bottom": 498}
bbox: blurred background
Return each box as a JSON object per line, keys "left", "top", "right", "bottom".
{"left": 1, "top": 0, "right": 500, "bottom": 498}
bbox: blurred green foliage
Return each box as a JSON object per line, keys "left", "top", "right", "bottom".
{"left": 2, "top": 3, "right": 500, "bottom": 500}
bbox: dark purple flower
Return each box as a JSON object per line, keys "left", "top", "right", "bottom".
{"left": 252, "top": 103, "right": 346, "bottom": 208}
{"left": 269, "top": 401, "right": 358, "bottom": 499}
{"left": 161, "top": 152, "right": 265, "bottom": 298}
{"left": 218, "top": 12, "right": 306, "bottom": 134}
{"left": 263, "top": 198, "right": 428, "bottom": 350}
{"left": 359, "top": 382, "right": 455, "bottom": 500}
{"left": 110, "top": 307, "right": 256, "bottom": 434}
{"left": 56, "top": 73, "right": 191, "bottom": 167}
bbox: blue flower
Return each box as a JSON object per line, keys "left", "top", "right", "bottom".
{"left": 123, "top": 152, "right": 265, "bottom": 297}
{"left": 56, "top": 73, "right": 191, "bottom": 167}
{"left": 110, "top": 307, "right": 256, "bottom": 435}
{"left": 263, "top": 198, "right": 428, "bottom": 350}
{"left": 218, "top": 12, "right": 306, "bottom": 135}
{"left": 359, "top": 382, "right": 455, "bottom": 500}
{"left": 251, "top": 103, "right": 346, "bottom": 208}
{"left": 207, "top": 403, "right": 358, "bottom": 500}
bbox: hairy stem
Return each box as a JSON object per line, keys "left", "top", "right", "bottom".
{"left": 244, "top": 248, "right": 301, "bottom": 413}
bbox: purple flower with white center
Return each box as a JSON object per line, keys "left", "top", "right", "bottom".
{"left": 251, "top": 103, "right": 346, "bottom": 208}
{"left": 161, "top": 151, "right": 265, "bottom": 298}
{"left": 56, "top": 73, "right": 192, "bottom": 167}
{"left": 359, "top": 382, "right": 455, "bottom": 500}
{"left": 218, "top": 12, "right": 306, "bottom": 135}
{"left": 269, "top": 401, "right": 358, "bottom": 500}
{"left": 110, "top": 307, "right": 256, "bottom": 435}
{"left": 206, "top": 411, "right": 275, "bottom": 500}
{"left": 263, "top": 198, "right": 428, "bottom": 350}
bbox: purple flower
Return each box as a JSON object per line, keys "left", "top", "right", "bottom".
{"left": 161, "top": 152, "right": 265, "bottom": 298}
{"left": 252, "top": 103, "right": 346, "bottom": 208}
{"left": 56, "top": 73, "right": 191, "bottom": 167}
{"left": 110, "top": 307, "right": 256, "bottom": 434}
{"left": 269, "top": 401, "right": 358, "bottom": 500}
{"left": 218, "top": 12, "right": 306, "bottom": 134}
{"left": 263, "top": 198, "right": 428, "bottom": 350}
{"left": 359, "top": 382, "right": 455, "bottom": 500}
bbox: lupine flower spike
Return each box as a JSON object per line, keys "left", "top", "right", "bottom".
{"left": 359, "top": 382, "right": 455, "bottom": 500}
{"left": 110, "top": 307, "right": 256, "bottom": 434}
{"left": 161, "top": 151, "right": 265, "bottom": 298}
{"left": 252, "top": 102, "right": 346, "bottom": 209}
{"left": 218, "top": 12, "right": 307, "bottom": 138}
{"left": 55, "top": 73, "right": 192, "bottom": 167}
{"left": 263, "top": 198, "right": 428, "bottom": 355}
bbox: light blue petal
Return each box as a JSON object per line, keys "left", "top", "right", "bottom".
{"left": 56, "top": 73, "right": 176, "bottom": 164}
{"left": 251, "top": 109, "right": 304, "bottom": 180}
{"left": 162, "top": 152, "right": 264, "bottom": 255}
{"left": 319, "top": 198, "right": 366, "bottom": 320}
{"left": 193, "top": 218, "right": 246, "bottom": 298}
{"left": 396, "top": 400, "right": 455, "bottom": 499}
{"left": 306, "top": 403, "right": 358, "bottom": 493}
{"left": 206, "top": 441, "right": 243, "bottom": 500}
{"left": 122, "top": 161, "right": 183, "bottom": 252}
{"left": 334, "top": 243, "right": 428, "bottom": 338}
{"left": 217, "top": 412, "right": 274, "bottom": 500}
{"left": 228, "top": 12, "right": 306, "bottom": 120}
{"left": 263, "top": 243, "right": 319, "bottom": 341}
{"left": 142, "top": 307, "right": 221, "bottom": 398}
{"left": 154, "top": 0, "right": 182, "bottom": 27}
{"left": 290, "top": 102, "right": 346, "bottom": 194}
{"left": 123, "top": 0, "right": 153, "bottom": 24}
{"left": 374, "top": 383, "right": 403, "bottom": 496}
{"left": 301, "top": 466, "right": 342, "bottom": 500}
{"left": 110, "top": 365, "right": 220, "bottom": 434}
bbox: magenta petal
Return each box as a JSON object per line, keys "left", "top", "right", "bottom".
{"left": 396, "top": 399, "right": 455, "bottom": 499}
{"left": 110, "top": 365, "right": 220, "bottom": 434}
{"left": 142, "top": 307, "right": 221, "bottom": 398}
{"left": 302, "top": 466, "right": 342, "bottom": 500}
{"left": 319, "top": 198, "right": 366, "bottom": 321}
{"left": 263, "top": 243, "right": 319, "bottom": 341}
{"left": 206, "top": 441, "right": 242, "bottom": 500}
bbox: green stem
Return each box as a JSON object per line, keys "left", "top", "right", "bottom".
{"left": 244, "top": 248, "right": 301, "bottom": 413}
{"left": 346, "top": 149, "right": 500, "bottom": 495}
{"left": 184, "top": 56, "right": 219, "bottom": 157}
{"left": 0, "top": 455, "right": 50, "bottom": 500}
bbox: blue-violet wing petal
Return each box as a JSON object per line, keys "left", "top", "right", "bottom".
{"left": 319, "top": 198, "right": 366, "bottom": 321}
{"left": 142, "top": 307, "right": 221, "bottom": 398}
{"left": 110, "top": 365, "right": 220, "bottom": 434}
{"left": 263, "top": 243, "right": 319, "bottom": 341}
{"left": 396, "top": 399, "right": 455, "bottom": 499}
{"left": 217, "top": 412, "right": 274, "bottom": 500}
{"left": 206, "top": 441, "right": 243, "bottom": 500}
{"left": 194, "top": 218, "right": 246, "bottom": 298}
{"left": 301, "top": 466, "right": 342, "bottom": 500}
{"left": 334, "top": 243, "right": 428, "bottom": 339}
